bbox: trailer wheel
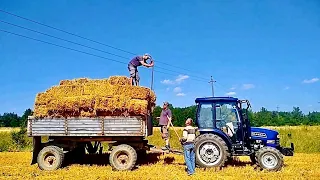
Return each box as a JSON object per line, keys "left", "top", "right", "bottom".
{"left": 109, "top": 144, "right": 137, "bottom": 171}
{"left": 37, "top": 145, "right": 64, "bottom": 170}
{"left": 195, "top": 134, "right": 229, "bottom": 168}
{"left": 256, "top": 147, "right": 283, "bottom": 171}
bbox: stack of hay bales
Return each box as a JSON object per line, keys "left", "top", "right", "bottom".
{"left": 34, "top": 76, "right": 156, "bottom": 118}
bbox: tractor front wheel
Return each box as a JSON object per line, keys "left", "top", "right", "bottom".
{"left": 256, "top": 147, "right": 283, "bottom": 171}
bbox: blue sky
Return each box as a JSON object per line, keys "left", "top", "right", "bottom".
{"left": 0, "top": 0, "right": 319, "bottom": 115}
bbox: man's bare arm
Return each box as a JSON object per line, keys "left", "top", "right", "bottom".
{"left": 140, "top": 61, "right": 154, "bottom": 67}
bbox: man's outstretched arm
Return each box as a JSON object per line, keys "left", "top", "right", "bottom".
{"left": 140, "top": 60, "right": 154, "bottom": 67}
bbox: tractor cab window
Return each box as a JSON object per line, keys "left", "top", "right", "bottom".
{"left": 215, "top": 103, "right": 239, "bottom": 138}
{"left": 198, "top": 103, "right": 214, "bottom": 129}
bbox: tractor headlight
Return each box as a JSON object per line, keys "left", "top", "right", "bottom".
{"left": 267, "top": 140, "right": 276, "bottom": 144}
{"left": 277, "top": 134, "right": 280, "bottom": 139}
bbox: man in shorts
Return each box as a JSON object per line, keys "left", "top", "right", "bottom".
{"left": 128, "top": 53, "right": 154, "bottom": 86}
{"left": 158, "top": 101, "right": 172, "bottom": 150}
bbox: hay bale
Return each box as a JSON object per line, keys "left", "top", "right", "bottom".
{"left": 108, "top": 76, "right": 131, "bottom": 86}
{"left": 59, "top": 78, "right": 90, "bottom": 85}
{"left": 35, "top": 93, "right": 48, "bottom": 105}
{"left": 34, "top": 105, "right": 48, "bottom": 118}
{"left": 46, "top": 85, "right": 84, "bottom": 97}
{"left": 34, "top": 76, "right": 156, "bottom": 118}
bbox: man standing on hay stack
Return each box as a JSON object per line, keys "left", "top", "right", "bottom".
{"left": 157, "top": 101, "right": 172, "bottom": 151}
{"left": 128, "top": 53, "right": 154, "bottom": 86}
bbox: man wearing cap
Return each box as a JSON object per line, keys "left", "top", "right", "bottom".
{"left": 128, "top": 53, "right": 154, "bottom": 86}
{"left": 157, "top": 101, "right": 172, "bottom": 150}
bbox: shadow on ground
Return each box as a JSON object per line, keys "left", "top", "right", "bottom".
{"left": 63, "top": 152, "right": 166, "bottom": 168}
{"left": 63, "top": 152, "right": 253, "bottom": 170}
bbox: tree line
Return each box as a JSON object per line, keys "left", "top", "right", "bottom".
{"left": 1, "top": 106, "right": 319, "bottom": 127}
{"left": 151, "top": 105, "right": 320, "bottom": 127}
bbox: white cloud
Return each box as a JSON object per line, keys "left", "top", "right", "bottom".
{"left": 303, "top": 78, "right": 319, "bottom": 84}
{"left": 242, "top": 84, "right": 255, "bottom": 90}
{"left": 161, "top": 74, "right": 190, "bottom": 85}
{"left": 176, "top": 93, "right": 186, "bottom": 96}
{"left": 230, "top": 87, "right": 236, "bottom": 90}
{"left": 225, "top": 92, "right": 236, "bottom": 96}
{"left": 161, "top": 79, "right": 174, "bottom": 85}
{"left": 284, "top": 86, "right": 290, "bottom": 90}
{"left": 175, "top": 75, "right": 189, "bottom": 84}
{"left": 173, "top": 87, "right": 182, "bottom": 93}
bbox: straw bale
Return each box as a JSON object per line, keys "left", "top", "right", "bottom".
{"left": 35, "top": 93, "right": 49, "bottom": 105}
{"left": 59, "top": 78, "right": 90, "bottom": 85}
{"left": 83, "top": 83, "right": 113, "bottom": 97}
{"left": 128, "top": 99, "right": 148, "bottom": 115}
{"left": 34, "top": 76, "right": 156, "bottom": 118}
{"left": 108, "top": 76, "right": 131, "bottom": 86}
{"left": 33, "top": 105, "right": 48, "bottom": 118}
{"left": 46, "top": 85, "right": 84, "bottom": 97}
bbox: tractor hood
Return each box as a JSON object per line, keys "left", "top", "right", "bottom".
{"left": 250, "top": 127, "right": 278, "bottom": 140}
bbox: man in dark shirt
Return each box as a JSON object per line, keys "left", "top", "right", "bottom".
{"left": 157, "top": 101, "right": 172, "bottom": 150}
{"left": 128, "top": 53, "right": 154, "bottom": 86}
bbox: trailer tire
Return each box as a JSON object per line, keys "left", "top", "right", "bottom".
{"left": 195, "top": 134, "right": 229, "bottom": 168}
{"left": 256, "top": 147, "right": 283, "bottom": 171}
{"left": 37, "top": 145, "right": 64, "bottom": 170}
{"left": 109, "top": 144, "right": 137, "bottom": 171}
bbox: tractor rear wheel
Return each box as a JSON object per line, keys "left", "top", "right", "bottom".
{"left": 256, "top": 147, "right": 283, "bottom": 171}
{"left": 194, "top": 134, "right": 229, "bottom": 168}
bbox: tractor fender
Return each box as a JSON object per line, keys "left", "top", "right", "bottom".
{"left": 198, "top": 128, "right": 233, "bottom": 151}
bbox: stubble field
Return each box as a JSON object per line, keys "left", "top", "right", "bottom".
{"left": 0, "top": 152, "right": 319, "bottom": 180}
{"left": 0, "top": 126, "right": 319, "bottom": 179}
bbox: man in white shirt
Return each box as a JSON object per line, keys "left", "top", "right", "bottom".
{"left": 180, "top": 118, "right": 197, "bottom": 176}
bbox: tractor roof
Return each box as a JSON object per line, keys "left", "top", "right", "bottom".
{"left": 195, "top": 97, "right": 238, "bottom": 103}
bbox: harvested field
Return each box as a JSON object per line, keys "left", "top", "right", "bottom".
{"left": 33, "top": 76, "right": 156, "bottom": 118}
{"left": 0, "top": 152, "right": 318, "bottom": 180}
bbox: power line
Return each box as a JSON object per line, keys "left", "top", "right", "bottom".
{"left": 0, "top": 9, "right": 136, "bottom": 55}
{"left": 0, "top": 29, "right": 208, "bottom": 83}
{"left": 0, "top": 9, "right": 209, "bottom": 77}
{"left": 0, "top": 20, "right": 130, "bottom": 59}
{"left": 0, "top": 20, "right": 208, "bottom": 81}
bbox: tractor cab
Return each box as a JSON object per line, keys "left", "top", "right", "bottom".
{"left": 194, "top": 97, "right": 294, "bottom": 171}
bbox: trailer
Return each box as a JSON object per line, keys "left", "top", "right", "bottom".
{"left": 27, "top": 115, "right": 154, "bottom": 171}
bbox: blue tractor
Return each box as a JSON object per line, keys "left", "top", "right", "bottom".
{"left": 194, "top": 97, "right": 294, "bottom": 171}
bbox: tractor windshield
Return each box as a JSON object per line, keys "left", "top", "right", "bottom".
{"left": 215, "top": 103, "right": 239, "bottom": 136}
{"left": 197, "top": 102, "right": 240, "bottom": 134}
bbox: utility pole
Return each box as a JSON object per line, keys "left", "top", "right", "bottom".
{"left": 276, "top": 105, "right": 280, "bottom": 119}
{"left": 209, "top": 76, "right": 216, "bottom": 97}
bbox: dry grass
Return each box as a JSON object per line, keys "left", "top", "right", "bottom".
{"left": 0, "top": 127, "right": 20, "bottom": 132}
{"left": 0, "top": 152, "right": 318, "bottom": 180}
